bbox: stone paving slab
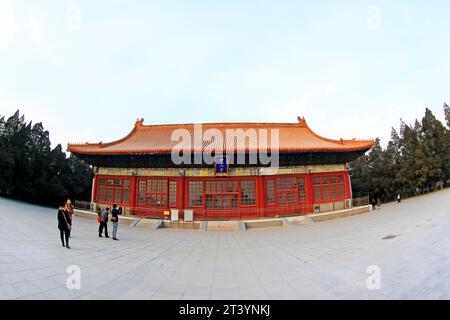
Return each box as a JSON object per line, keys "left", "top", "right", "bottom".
{"left": 0, "top": 190, "right": 449, "bottom": 299}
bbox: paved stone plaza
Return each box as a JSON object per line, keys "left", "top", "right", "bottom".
{"left": 0, "top": 189, "right": 449, "bottom": 300}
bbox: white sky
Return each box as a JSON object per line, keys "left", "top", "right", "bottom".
{"left": 1, "top": 0, "right": 449, "bottom": 150}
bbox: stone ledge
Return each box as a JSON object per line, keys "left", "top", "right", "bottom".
{"left": 75, "top": 205, "right": 371, "bottom": 231}
{"left": 288, "top": 216, "right": 309, "bottom": 225}
{"left": 162, "top": 220, "right": 201, "bottom": 230}
{"left": 307, "top": 205, "right": 371, "bottom": 223}
{"left": 206, "top": 221, "right": 240, "bottom": 231}
{"left": 244, "top": 219, "right": 286, "bottom": 229}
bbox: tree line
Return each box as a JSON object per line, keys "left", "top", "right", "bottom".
{"left": 1, "top": 106, "right": 449, "bottom": 207}
{"left": 350, "top": 104, "right": 450, "bottom": 202}
{"left": 0, "top": 110, "right": 93, "bottom": 206}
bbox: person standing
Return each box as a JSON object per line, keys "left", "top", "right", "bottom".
{"left": 66, "top": 199, "right": 74, "bottom": 237}
{"left": 99, "top": 207, "right": 110, "bottom": 238}
{"left": 96, "top": 207, "right": 102, "bottom": 234}
{"left": 371, "top": 198, "right": 376, "bottom": 210}
{"left": 58, "top": 204, "right": 71, "bottom": 249}
{"left": 111, "top": 204, "right": 122, "bottom": 241}
{"left": 397, "top": 194, "right": 401, "bottom": 203}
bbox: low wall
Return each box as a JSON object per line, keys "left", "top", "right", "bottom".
{"left": 206, "top": 221, "right": 241, "bottom": 231}
{"left": 75, "top": 205, "right": 372, "bottom": 231}
{"left": 308, "top": 205, "right": 371, "bottom": 223}
{"left": 162, "top": 221, "right": 201, "bottom": 230}
{"left": 244, "top": 219, "right": 286, "bottom": 229}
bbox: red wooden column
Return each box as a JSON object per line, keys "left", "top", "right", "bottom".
{"left": 178, "top": 176, "right": 185, "bottom": 219}
{"left": 129, "top": 175, "right": 137, "bottom": 215}
{"left": 91, "top": 174, "right": 98, "bottom": 203}
{"left": 305, "top": 172, "right": 314, "bottom": 213}
{"left": 344, "top": 170, "right": 352, "bottom": 200}
{"left": 255, "top": 175, "right": 265, "bottom": 218}
{"left": 183, "top": 176, "right": 189, "bottom": 218}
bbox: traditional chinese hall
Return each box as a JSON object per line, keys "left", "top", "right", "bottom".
{"left": 67, "top": 117, "right": 373, "bottom": 220}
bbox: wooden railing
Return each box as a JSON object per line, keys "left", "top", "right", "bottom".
{"left": 75, "top": 198, "right": 368, "bottom": 220}
{"left": 74, "top": 200, "right": 94, "bottom": 211}
{"left": 74, "top": 200, "right": 309, "bottom": 220}
{"left": 352, "top": 196, "right": 369, "bottom": 208}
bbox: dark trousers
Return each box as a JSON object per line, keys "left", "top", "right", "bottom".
{"left": 99, "top": 221, "right": 108, "bottom": 236}
{"left": 59, "top": 228, "right": 69, "bottom": 246}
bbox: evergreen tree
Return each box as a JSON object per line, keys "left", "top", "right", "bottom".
{"left": 0, "top": 115, "right": 14, "bottom": 194}
{"left": 350, "top": 107, "right": 450, "bottom": 200}
{"left": 349, "top": 153, "right": 370, "bottom": 198}
{"left": 3, "top": 111, "right": 32, "bottom": 198}
{"left": 63, "top": 154, "right": 93, "bottom": 201}
{"left": 27, "top": 122, "right": 52, "bottom": 200}
{"left": 387, "top": 128, "right": 402, "bottom": 191}
{"left": 397, "top": 120, "right": 420, "bottom": 196}
{"left": 0, "top": 110, "right": 93, "bottom": 205}
{"left": 420, "top": 108, "right": 447, "bottom": 189}
{"left": 46, "top": 144, "right": 70, "bottom": 202}
{"left": 367, "top": 138, "right": 386, "bottom": 200}
{"left": 444, "top": 103, "right": 450, "bottom": 129}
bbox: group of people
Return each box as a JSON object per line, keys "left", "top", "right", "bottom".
{"left": 57, "top": 200, "right": 122, "bottom": 249}
{"left": 96, "top": 204, "right": 122, "bottom": 240}
{"left": 57, "top": 199, "right": 74, "bottom": 249}
{"left": 370, "top": 194, "right": 402, "bottom": 210}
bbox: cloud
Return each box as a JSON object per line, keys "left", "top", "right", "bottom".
{"left": 0, "top": 0, "right": 16, "bottom": 49}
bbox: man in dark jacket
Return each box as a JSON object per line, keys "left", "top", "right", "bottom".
{"left": 111, "top": 204, "right": 122, "bottom": 241}
{"left": 58, "top": 205, "right": 71, "bottom": 249}
{"left": 99, "top": 207, "right": 110, "bottom": 238}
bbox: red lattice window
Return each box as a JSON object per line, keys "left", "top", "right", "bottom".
{"left": 137, "top": 178, "right": 177, "bottom": 208}
{"left": 265, "top": 175, "right": 306, "bottom": 206}
{"left": 312, "top": 174, "right": 346, "bottom": 202}
{"left": 188, "top": 181, "right": 204, "bottom": 207}
{"left": 97, "top": 177, "right": 131, "bottom": 205}
{"left": 205, "top": 180, "right": 239, "bottom": 209}
{"left": 240, "top": 180, "right": 256, "bottom": 206}
{"left": 266, "top": 179, "right": 276, "bottom": 205}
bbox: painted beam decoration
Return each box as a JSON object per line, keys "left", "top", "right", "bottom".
{"left": 96, "top": 164, "right": 347, "bottom": 177}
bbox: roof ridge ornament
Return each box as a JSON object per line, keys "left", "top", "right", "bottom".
{"left": 135, "top": 118, "right": 144, "bottom": 128}
{"left": 297, "top": 116, "right": 307, "bottom": 127}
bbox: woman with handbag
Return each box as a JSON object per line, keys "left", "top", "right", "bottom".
{"left": 58, "top": 204, "right": 72, "bottom": 249}
{"left": 96, "top": 207, "right": 103, "bottom": 237}
{"left": 65, "top": 199, "right": 75, "bottom": 238}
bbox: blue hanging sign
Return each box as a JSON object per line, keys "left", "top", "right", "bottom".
{"left": 215, "top": 156, "right": 228, "bottom": 175}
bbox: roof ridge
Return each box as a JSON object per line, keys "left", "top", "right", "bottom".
{"left": 137, "top": 122, "right": 303, "bottom": 129}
